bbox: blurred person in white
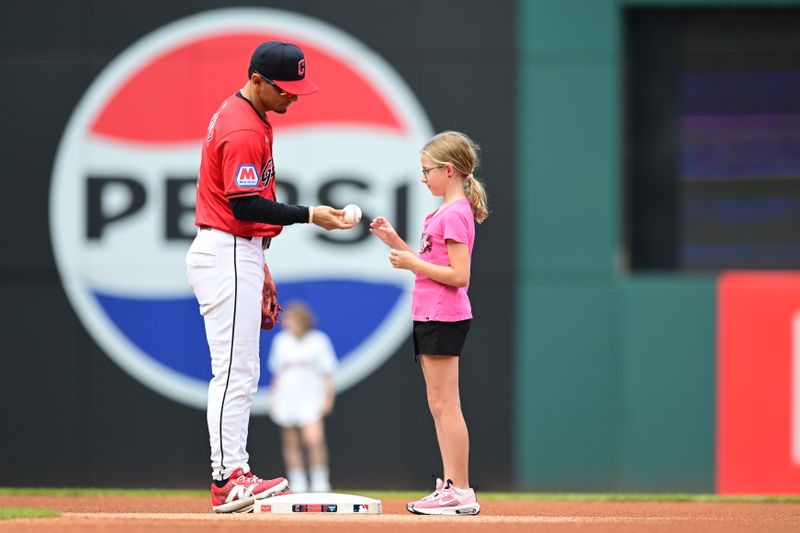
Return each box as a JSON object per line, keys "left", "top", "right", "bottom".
{"left": 268, "top": 301, "right": 337, "bottom": 492}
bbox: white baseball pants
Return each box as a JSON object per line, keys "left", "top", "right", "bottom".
{"left": 186, "top": 227, "right": 266, "bottom": 481}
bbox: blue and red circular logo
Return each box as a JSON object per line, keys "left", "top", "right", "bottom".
{"left": 50, "top": 8, "right": 435, "bottom": 412}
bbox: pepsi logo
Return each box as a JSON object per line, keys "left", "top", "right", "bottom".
{"left": 50, "top": 8, "right": 435, "bottom": 412}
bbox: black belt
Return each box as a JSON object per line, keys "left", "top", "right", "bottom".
{"left": 199, "top": 226, "right": 272, "bottom": 250}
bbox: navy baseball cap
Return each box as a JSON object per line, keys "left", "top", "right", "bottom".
{"left": 249, "top": 41, "right": 319, "bottom": 95}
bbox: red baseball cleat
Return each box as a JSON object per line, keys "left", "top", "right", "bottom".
{"left": 211, "top": 467, "right": 289, "bottom": 513}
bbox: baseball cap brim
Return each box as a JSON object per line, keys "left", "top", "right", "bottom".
{"left": 276, "top": 77, "right": 319, "bottom": 96}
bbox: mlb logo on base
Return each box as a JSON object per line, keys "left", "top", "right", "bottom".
{"left": 235, "top": 164, "right": 259, "bottom": 187}
{"left": 252, "top": 492, "right": 382, "bottom": 514}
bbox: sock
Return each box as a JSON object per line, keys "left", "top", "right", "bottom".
{"left": 287, "top": 467, "right": 308, "bottom": 493}
{"left": 213, "top": 477, "right": 228, "bottom": 488}
{"left": 309, "top": 465, "right": 331, "bottom": 492}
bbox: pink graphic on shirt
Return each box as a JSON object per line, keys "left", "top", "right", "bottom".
{"left": 419, "top": 233, "right": 432, "bottom": 255}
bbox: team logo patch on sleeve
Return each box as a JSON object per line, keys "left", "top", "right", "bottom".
{"left": 235, "top": 164, "right": 260, "bottom": 187}
{"left": 261, "top": 157, "right": 275, "bottom": 187}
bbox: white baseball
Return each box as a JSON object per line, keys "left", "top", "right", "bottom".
{"left": 343, "top": 204, "right": 363, "bottom": 224}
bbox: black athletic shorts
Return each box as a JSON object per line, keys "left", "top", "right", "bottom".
{"left": 412, "top": 319, "right": 472, "bottom": 361}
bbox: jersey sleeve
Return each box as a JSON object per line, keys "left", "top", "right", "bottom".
{"left": 219, "top": 129, "right": 269, "bottom": 199}
{"left": 315, "top": 332, "right": 338, "bottom": 375}
{"left": 267, "top": 332, "right": 285, "bottom": 375}
{"left": 442, "top": 208, "right": 471, "bottom": 245}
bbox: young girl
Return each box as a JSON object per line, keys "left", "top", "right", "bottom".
{"left": 267, "top": 302, "right": 337, "bottom": 493}
{"left": 370, "top": 131, "right": 488, "bottom": 516}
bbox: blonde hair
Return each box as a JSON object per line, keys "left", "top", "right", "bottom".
{"left": 283, "top": 301, "right": 314, "bottom": 335}
{"left": 421, "top": 131, "right": 489, "bottom": 223}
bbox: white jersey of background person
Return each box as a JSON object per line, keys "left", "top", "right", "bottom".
{"left": 268, "top": 329, "right": 337, "bottom": 427}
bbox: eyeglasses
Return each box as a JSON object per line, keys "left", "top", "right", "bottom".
{"left": 421, "top": 165, "right": 443, "bottom": 177}
{"left": 257, "top": 73, "right": 292, "bottom": 97}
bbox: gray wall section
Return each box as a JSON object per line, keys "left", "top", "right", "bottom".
{"left": 516, "top": 0, "right": 622, "bottom": 491}
{"left": 617, "top": 278, "right": 716, "bottom": 491}
{"left": 517, "top": 285, "right": 618, "bottom": 491}
{"left": 0, "top": 0, "right": 516, "bottom": 489}
{"left": 516, "top": 0, "right": 719, "bottom": 492}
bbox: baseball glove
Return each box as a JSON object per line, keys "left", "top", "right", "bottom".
{"left": 261, "top": 263, "right": 282, "bottom": 330}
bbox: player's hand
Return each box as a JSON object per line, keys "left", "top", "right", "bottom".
{"left": 322, "top": 396, "right": 335, "bottom": 416}
{"left": 312, "top": 205, "right": 356, "bottom": 231}
{"left": 369, "top": 216, "right": 401, "bottom": 247}
{"left": 389, "top": 249, "right": 419, "bottom": 272}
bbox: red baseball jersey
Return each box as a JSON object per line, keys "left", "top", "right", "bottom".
{"left": 195, "top": 93, "right": 284, "bottom": 238}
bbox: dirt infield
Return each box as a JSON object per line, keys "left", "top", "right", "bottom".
{"left": 1, "top": 494, "right": 799, "bottom": 532}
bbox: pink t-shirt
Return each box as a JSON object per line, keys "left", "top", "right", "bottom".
{"left": 411, "top": 198, "right": 475, "bottom": 322}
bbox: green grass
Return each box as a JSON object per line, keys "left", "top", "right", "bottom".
{"left": 0, "top": 487, "right": 206, "bottom": 497}
{"left": 1, "top": 487, "right": 799, "bottom": 503}
{"left": 0, "top": 508, "right": 60, "bottom": 520}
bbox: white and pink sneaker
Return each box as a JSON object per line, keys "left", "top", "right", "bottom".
{"left": 407, "top": 478, "right": 480, "bottom": 516}
{"left": 406, "top": 477, "right": 444, "bottom": 513}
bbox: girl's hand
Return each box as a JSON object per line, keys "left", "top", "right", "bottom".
{"left": 369, "top": 216, "right": 400, "bottom": 247}
{"left": 322, "top": 396, "right": 335, "bottom": 416}
{"left": 389, "top": 249, "right": 419, "bottom": 272}
{"left": 322, "top": 377, "right": 335, "bottom": 416}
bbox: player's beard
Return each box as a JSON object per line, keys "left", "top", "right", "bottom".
{"left": 274, "top": 101, "right": 292, "bottom": 114}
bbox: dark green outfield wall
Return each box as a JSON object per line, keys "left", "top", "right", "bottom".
{"left": 510, "top": 0, "right": 787, "bottom": 491}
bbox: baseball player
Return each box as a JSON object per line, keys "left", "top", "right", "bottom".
{"left": 185, "top": 41, "right": 354, "bottom": 513}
